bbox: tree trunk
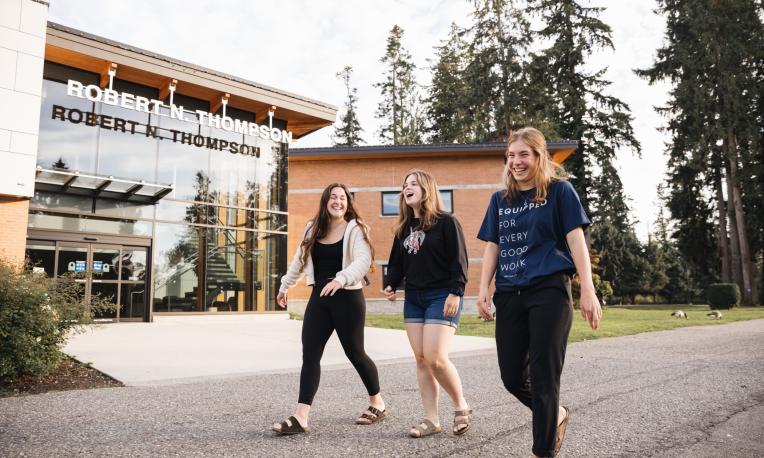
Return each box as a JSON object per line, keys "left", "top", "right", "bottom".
{"left": 714, "top": 170, "right": 731, "bottom": 282}
{"left": 725, "top": 132, "right": 754, "bottom": 305}
{"left": 725, "top": 164, "right": 744, "bottom": 291}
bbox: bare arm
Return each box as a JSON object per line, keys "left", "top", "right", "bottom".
{"left": 566, "top": 227, "right": 602, "bottom": 330}
{"left": 477, "top": 242, "right": 499, "bottom": 320}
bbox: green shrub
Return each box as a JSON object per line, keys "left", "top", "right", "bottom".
{"left": 0, "top": 258, "right": 115, "bottom": 378}
{"left": 706, "top": 283, "right": 741, "bottom": 310}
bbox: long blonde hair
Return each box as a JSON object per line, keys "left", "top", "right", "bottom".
{"left": 393, "top": 169, "right": 444, "bottom": 239}
{"left": 502, "top": 127, "right": 568, "bottom": 203}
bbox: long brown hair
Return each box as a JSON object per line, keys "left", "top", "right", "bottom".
{"left": 299, "top": 183, "right": 375, "bottom": 273}
{"left": 393, "top": 169, "right": 444, "bottom": 239}
{"left": 502, "top": 127, "right": 568, "bottom": 204}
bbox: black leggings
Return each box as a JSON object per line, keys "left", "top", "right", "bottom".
{"left": 494, "top": 274, "right": 573, "bottom": 457}
{"left": 298, "top": 284, "right": 380, "bottom": 405}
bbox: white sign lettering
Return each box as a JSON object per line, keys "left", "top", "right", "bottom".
{"left": 66, "top": 79, "right": 293, "bottom": 144}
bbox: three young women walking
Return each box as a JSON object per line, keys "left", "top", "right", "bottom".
{"left": 384, "top": 169, "right": 473, "bottom": 438}
{"left": 272, "top": 183, "right": 386, "bottom": 435}
{"left": 477, "top": 127, "right": 603, "bottom": 457}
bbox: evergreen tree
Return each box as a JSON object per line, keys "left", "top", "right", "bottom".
{"left": 427, "top": 23, "right": 471, "bottom": 143}
{"left": 531, "top": 0, "right": 640, "bottom": 223}
{"left": 461, "top": 0, "right": 535, "bottom": 142}
{"left": 332, "top": 66, "right": 364, "bottom": 147}
{"left": 375, "top": 25, "right": 425, "bottom": 145}
{"left": 636, "top": 0, "right": 764, "bottom": 304}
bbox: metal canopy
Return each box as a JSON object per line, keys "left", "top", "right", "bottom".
{"left": 35, "top": 167, "right": 174, "bottom": 204}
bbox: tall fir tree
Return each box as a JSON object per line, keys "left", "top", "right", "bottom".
{"left": 531, "top": 0, "right": 640, "bottom": 224}
{"left": 427, "top": 22, "right": 471, "bottom": 143}
{"left": 332, "top": 66, "right": 364, "bottom": 147}
{"left": 461, "top": 0, "right": 535, "bottom": 142}
{"left": 530, "top": 0, "right": 641, "bottom": 300}
{"left": 637, "top": 0, "right": 764, "bottom": 304}
{"left": 375, "top": 25, "right": 425, "bottom": 145}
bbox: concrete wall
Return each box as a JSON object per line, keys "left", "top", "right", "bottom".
{"left": 0, "top": 0, "right": 48, "bottom": 264}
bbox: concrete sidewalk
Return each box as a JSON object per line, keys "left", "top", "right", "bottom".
{"left": 63, "top": 314, "right": 495, "bottom": 386}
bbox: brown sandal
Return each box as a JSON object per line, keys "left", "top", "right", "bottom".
{"left": 453, "top": 408, "right": 473, "bottom": 435}
{"left": 272, "top": 415, "right": 310, "bottom": 435}
{"left": 554, "top": 406, "right": 570, "bottom": 454}
{"left": 409, "top": 419, "right": 443, "bottom": 438}
{"left": 355, "top": 406, "right": 387, "bottom": 425}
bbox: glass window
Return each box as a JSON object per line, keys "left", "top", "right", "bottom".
{"left": 37, "top": 79, "right": 98, "bottom": 173}
{"left": 96, "top": 101, "right": 157, "bottom": 183}
{"left": 156, "top": 109, "right": 211, "bottom": 201}
{"left": 381, "top": 191, "right": 399, "bottom": 216}
{"left": 440, "top": 190, "right": 453, "bottom": 213}
{"left": 25, "top": 241, "right": 55, "bottom": 277}
{"left": 31, "top": 191, "right": 93, "bottom": 212}
{"left": 153, "top": 223, "right": 205, "bottom": 312}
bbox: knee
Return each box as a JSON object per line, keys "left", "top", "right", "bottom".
{"left": 414, "top": 353, "right": 428, "bottom": 370}
{"left": 343, "top": 347, "right": 367, "bottom": 364}
{"left": 501, "top": 372, "right": 528, "bottom": 395}
{"left": 423, "top": 355, "right": 448, "bottom": 372}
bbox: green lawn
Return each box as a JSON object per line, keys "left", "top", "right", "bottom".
{"left": 291, "top": 305, "right": 764, "bottom": 343}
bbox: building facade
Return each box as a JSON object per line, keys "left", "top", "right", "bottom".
{"left": 0, "top": 1, "right": 336, "bottom": 321}
{"left": 286, "top": 142, "right": 577, "bottom": 311}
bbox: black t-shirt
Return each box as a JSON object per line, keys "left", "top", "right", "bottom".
{"left": 311, "top": 238, "right": 343, "bottom": 283}
{"left": 385, "top": 213, "right": 468, "bottom": 295}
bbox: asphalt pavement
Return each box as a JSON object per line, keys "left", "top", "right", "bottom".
{"left": 2, "top": 319, "right": 763, "bottom": 457}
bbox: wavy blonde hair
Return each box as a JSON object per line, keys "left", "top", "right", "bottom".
{"left": 502, "top": 127, "right": 568, "bottom": 203}
{"left": 394, "top": 169, "right": 444, "bottom": 239}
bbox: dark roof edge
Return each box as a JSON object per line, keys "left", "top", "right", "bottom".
{"left": 47, "top": 21, "right": 338, "bottom": 113}
{"left": 291, "top": 141, "right": 579, "bottom": 156}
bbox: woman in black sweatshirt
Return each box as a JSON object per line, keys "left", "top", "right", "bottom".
{"left": 383, "top": 169, "right": 472, "bottom": 438}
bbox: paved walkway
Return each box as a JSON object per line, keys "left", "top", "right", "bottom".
{"left": 2, "top": 319, "right": 763, "bottom": 457}
{"left": 63, "top": 314, "right": 495, "bottom": 386}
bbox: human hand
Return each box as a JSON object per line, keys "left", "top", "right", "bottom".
{"left": 579, "top": 287, "right": 602, "bottom": 330}
{"left": 276, "top": 291, "right": 287, "bottom": 308}
{"left": 383, "top": 286, "right": 397, "bottom": 302}
{"left": 320, "top": 280, "right": 343, "bottom": 297}
{"left": 476, "top": 289, "right": 494, "bottom": 321}
{"left": 443, "top": 294, "right": 460, "bottom": 317}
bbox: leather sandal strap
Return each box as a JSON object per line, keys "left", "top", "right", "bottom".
{"left": 454, "top": 408, "right": 473, "bottom": 417}
{"left": 367, "top": 406, "right": 383, "bottom": 417}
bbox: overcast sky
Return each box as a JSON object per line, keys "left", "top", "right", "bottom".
{"left": 48, "top": 0, "right": 672, "bottom": 241}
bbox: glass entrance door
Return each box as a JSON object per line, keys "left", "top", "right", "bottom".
{"left": 43, "top": 241, "right": 149, "bottom": 322}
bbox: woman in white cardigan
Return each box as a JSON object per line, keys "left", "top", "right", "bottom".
{"left": 272, "top": 183, "right": 387, "bottom": 435}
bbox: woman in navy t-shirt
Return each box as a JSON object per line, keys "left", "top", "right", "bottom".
{"left": 477, "top": 127, "right": 602, "bottom": 457}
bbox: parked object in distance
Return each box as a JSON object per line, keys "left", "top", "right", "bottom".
{"left": 707, "top": 311, "right": 723, "bottom": 319}
{"left": 670, "top": 310, "right": 687, "bottom": 319}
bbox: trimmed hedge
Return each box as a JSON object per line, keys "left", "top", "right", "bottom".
{"left": 706, "top": 283, "right": 741, "bottom": 310}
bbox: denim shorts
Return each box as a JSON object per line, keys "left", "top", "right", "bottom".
{"left": 403, "top": 288, "right": 463, "bottom": 328}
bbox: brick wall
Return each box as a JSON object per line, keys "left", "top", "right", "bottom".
{"left": 0, "top": 197, "right": 30, "bottom": 265}
{"left": 286, "top": 155, "right": 507, "bottom": 300}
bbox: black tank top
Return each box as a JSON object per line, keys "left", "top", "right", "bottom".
{"left": 311, "top": 237, "right": 343, "bottom": 283}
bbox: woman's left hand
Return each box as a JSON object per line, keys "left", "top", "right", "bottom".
{"left": 443, "top": 294, "right": 460, "bottom": 317}
{"left": 579, "top": 288, "right": 602, "bottom": 330}
{"left": 320, "top": 280, "right": 343, "bottom": 297}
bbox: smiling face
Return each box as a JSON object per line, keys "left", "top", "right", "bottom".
{"left": 507, "top": 139, "right": 539, "bottom": 190}
{"left": 325, "top": 186, "right": 348, "bottom": 219}
{"left": 402, "top": 174, "right": 424, "bottom": 210}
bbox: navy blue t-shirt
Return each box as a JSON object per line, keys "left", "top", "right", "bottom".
{"left": 477, "top": 180, "right": 590, "bottom": 291}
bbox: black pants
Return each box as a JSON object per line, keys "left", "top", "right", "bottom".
{"left": 298, "top": 284, "right": 380, "bottom": 405}
{"left": 494, "top": 274, "right": 573, "bottom": 457}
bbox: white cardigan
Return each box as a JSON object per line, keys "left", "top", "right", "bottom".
{"left": 279, "top": 219, "right": 372, "bottom": 293}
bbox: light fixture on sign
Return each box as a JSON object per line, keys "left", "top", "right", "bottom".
{"left": 268, "top": 105, "right": 276, "bottom": 129}
{"left": 107, "top": 63, "right": 117, "bottom": 90}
